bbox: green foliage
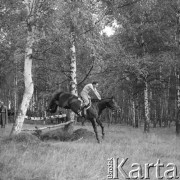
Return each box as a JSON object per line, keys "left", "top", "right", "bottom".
{"left": 1, "top": 0, "right": 180, "bottom": 125}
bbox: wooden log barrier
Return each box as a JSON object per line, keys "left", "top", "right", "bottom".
{"left": 25, "top": 114, "right": 66, "bottom": 121}
{"left": 22, "top": 120, "right": 74, "bottom": 132}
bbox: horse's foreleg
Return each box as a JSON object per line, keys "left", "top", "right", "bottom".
{"left": 96, "top": 118, "right": 104, "bottom": 139}
{"left": 90, "top": 118, "right": 100, "bottom": 143}
{"left": 81, "top": 117, "right": 86, "bottom": 126}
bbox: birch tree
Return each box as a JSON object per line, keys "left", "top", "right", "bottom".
{"left": 143, "top": 78, "right": 150, "bottom": 132}
{"left": 69, "top": 20, "right": 78, "bottom": 120}
{"left": 176, "top": 1, "right": 180, "bottom": 134}
{"left": 60, "top": 0, "right": 99, "bottom": 121}
{"left": 10, "top": 0, "right": 36, "bottom": 135}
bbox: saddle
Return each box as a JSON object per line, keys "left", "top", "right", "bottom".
{"left": 78, "top": 97, "right": 91, "bottom": 110}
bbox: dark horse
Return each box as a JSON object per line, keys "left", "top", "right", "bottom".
{"left": 47, "top": 91, "right": 119, "bottom": 143}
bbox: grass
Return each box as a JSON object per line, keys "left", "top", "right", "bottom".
{"left": 0, "top": 123, "right": 180, "bottom": 180}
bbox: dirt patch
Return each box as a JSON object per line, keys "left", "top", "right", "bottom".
{"left": 70, "top": 128, "right": 95, "bottom": 141}
{"left": 40, "top": 128, "right": 71, "bottom": 141}
{"left": 39, "top": 127, "right": 95, "bottom": 142}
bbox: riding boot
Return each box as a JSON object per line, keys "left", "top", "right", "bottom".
{"left": 77, "top": 110, "right": 82, "bottom": 117}
{"left": 83, "top": 107, "right": 87, "bottom": 116}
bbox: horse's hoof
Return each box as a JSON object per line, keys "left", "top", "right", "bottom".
{"left": 97, "top": 140, "right": 101, "bottom": 144}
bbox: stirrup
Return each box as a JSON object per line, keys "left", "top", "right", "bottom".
{"left": 77, "top": 110, "right": 82, "bottom": 117}
{"left": 83, "top": 106, "right": 87, "bottom": 116}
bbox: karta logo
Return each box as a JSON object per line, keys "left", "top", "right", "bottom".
{"left": 107, "top": 158, "right": 179, "bottom": 179}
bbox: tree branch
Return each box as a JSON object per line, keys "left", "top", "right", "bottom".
{"left": 79, "top": 0, "right": 141, "bottom": 36}
{"left": 79, "top": 7, "right": 109, "bottom": 36}
{"left": 77, "top": 64, "right": 94, "bottom": 86}
{"left": 56, "top": 79, "right": 69, "bottom": 85}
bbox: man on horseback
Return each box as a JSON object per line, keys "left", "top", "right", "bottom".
{"left": 80, "top": 81, "right": 101, "bottom": 115}
{"left": 47, "top": 88, "right": 119, "bottom": 143}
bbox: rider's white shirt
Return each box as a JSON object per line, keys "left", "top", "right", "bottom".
{"left": 81, "top": 83, "right": 101, "bottom": 100}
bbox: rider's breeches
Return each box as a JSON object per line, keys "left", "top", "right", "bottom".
{"left": 80, "top": 91, "right": 90, "bottom": 106}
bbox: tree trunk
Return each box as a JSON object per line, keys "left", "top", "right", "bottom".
{"left": 176, "top": 72, "right": 180, "bottom": 133}
{"left": 132, "top": 98, "right": 138, "bottom": 128}
{"left": 69, "top": 21, "right": 78, "bottom": 122}
{"left": 14, "top": 50, "right": 18, "bottom": 121}
{"left": 176, "top": 6, "right": 180, "bottom": 134}
{"left": 132, "top": 99, "right": 135, "bottom": 127}
{"left": 144, "top": 81, "right": 150, "bottom": 132}
{"left": 10, "top": 0, "right": 35, "bottom": 135}
{"left": 158, "top": 65, "right": 162, "bottom": 127}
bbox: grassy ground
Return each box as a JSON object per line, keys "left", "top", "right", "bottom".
{"left": 0, "top": 123, "right": 180, "bottom": 180}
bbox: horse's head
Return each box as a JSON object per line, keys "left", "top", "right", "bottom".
{"left": 46, "top": 99, "right": 58, "bottom": 113}
{"left": 106, "top": 96, "right": 119, "bottom": 111}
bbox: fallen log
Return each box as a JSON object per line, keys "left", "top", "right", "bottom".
{"left": 22, "top": 120, "right": 74, "bottom": 132}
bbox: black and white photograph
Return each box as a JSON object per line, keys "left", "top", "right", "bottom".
{"left": 0, "top": 0, "right": 180, "bottom": 179}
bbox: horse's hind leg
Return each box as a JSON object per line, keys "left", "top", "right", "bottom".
{"left": 96, "top": 118, "right": 104, "bottom": 139}
{"left": 90, "top": 118, "right": 100, "bottom": 143}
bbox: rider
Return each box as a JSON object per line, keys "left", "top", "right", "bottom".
{"left": 80, "top": 81, "right": 101, "bottom": 115}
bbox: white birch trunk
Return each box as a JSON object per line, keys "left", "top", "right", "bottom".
{"left": 70, "top": 32, "right": 77, "bottom": 96}
{"left": 132, "top": 99, "right": 136, "bottom": 127}
{"left": 176, "top": 72, "right": 180, "bottom": 133}
{"left": 176, "top": 4, "right": 180, "bottom": 133}
{"left": 10, "top": 0, "right": 35, "bottom": 135}
{"left": 14, "top": 60, "right": 18, "bottom": 119}
{"left": 177, "top": 73, "right": 180, "bottom": 108}
{"left": 144, "top": 81, "right": 150, "bottom": 132}
{"left": 69, "top": 23, "right": 78, "bottom": 121}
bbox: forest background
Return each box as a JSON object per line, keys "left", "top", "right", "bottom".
{"left": 1, "top": 0, "right": 180, "bottom": 133}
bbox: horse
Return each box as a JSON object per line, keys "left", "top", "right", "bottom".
{"left": 47, "top": 91, "right": 119, "bottom": 143}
